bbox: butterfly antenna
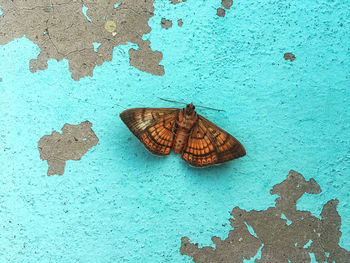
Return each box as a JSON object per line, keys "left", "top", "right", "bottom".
{"left": 158, "top": 97, "right": 225, "bottom": 112}
{"left": 194, "top": 105, "right": 226, "bottom": 112}
{"left": 158, "top": 97, "right": 187, "bottom": 105}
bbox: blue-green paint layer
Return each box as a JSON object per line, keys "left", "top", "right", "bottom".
{"left": 0, "top": 0, "right": 349, "bottom": 262}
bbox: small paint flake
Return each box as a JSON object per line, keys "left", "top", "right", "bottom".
{"left": 105, "top": 20, "right": 117, "bottom": 32}
{"left": 284, "top": 52, "right": 296, "bottom": 62}
{"left": 161, "top": 18, "right": 172, "bottom": 29}
{"left": 169, "top": 0, "right": 186, "bottom": 4}
{"left": 221, "top": 0, "right": 233, "bottom": 9}
{"left": 217, "top": 8, "right": 226, "bottom": 17}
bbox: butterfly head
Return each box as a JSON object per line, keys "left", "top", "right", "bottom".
{"left": 184, "top": 103, "right": 196, "bottom": 115}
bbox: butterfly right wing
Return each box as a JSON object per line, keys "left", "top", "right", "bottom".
{"left": 120, "top": 108, "right": 179, "bottom": 155}
{"left": 182, "top": 115, "right": 246, "bottom": 167}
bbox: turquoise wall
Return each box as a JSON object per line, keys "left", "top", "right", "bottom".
{"left": 0, "top": 0, "right": 349, "bottom": 262}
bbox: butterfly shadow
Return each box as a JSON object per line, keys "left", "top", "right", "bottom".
{"left": 123, "top": 135, "right": 168, "bottom": 167}
{"left": 181, "top": 159, "right": 246, "bottom": 180}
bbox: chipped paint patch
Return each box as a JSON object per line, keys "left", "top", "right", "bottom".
{"left": 129, "top": 40, "right": 164, "bottom": 76}
{"left": 169, "top": 0, "right": 186, "bottom": 4}
{"left": 217, "top": 8, "right": 226, "bottom": 18}
{"left": 0, "top": 0, "right": 164, "bottom": 80}
{"left": 284, "top": 52, "right": 296, "bottom": 61}
{"left": 180, "top": 170, "right": 350, "bottom": 262}
{"left": 38, "top": 121, "right": 99, "bottom": 176}
{"left": 161, "top": 18, "right": 173, "bottom": 30}
{"left": 221, "top": 0, "right": 233, "bottom": 10}
{"left": 217, "top": 0, "right": 233, "bottom": 17}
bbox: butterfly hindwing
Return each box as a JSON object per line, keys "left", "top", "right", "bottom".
{"left": 120, "top": 108, "right": 179, "bottom": 155}
{"left": 182, "top": 115, "right": 246, "bottom": 167}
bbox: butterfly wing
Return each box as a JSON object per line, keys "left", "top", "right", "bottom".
{"left": 120, "top": 108, "right": 179, "bottom": 155}
{"left": 182, "top": 115, "right": 246, "bottom": 167}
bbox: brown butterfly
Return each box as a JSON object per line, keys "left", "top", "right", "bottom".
{"left": 120, "top": 103, "right": 246, "bottom": 167}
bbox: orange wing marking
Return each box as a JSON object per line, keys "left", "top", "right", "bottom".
{"left": 120, "top": 108, "right": 179, "bottom": 155}
{"left": 182, "top": 116, "right": 245, "bottom": 167}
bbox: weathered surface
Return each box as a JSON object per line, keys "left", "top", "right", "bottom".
{"left": 161, "top": 18, "right": 173, "bottom": 30}
{"left": 217, "top": 8, "right": 226, "bottom": 18}
{"left": 129, "top": 40, "right": 164, "bottom": 76}
{"left": 169, "top": 0, "right": 186, "bottom": 4}
{"left": 180, "top": 170, "right": 350, "bottom": 263}
{"left": 284, "top": 53, "right": 296, "bottom": 62}
{"left": 0, "top": 0, "right": 164, "bottom": 80}
{"left": 178, "top": 19, "right": 183, "bottom": 27}
{"left": 221, "top": 0, "right": 233, "bottom": 10}
{"left": 38, "top": 121, "right": 99, "bottom": 176}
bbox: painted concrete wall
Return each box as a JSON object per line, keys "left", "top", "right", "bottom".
{"left": 0, "top": 0, "right": 349, "bottom": 262}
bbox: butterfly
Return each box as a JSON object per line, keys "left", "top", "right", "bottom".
{"left": 120, "top": 103, "right": 246, "bottom": 167}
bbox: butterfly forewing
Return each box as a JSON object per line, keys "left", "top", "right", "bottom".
{"left": 120, "top": 108, "right": 179, "bottom": 155}
{"left": 182, "top": 115, "right": 246, "bottom": 167}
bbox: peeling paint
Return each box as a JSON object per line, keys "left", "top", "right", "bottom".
{"left": 169, "top": 0, "right": 187, "bottom": 4}
{"left": 128, "top": 40, "right": 164, "bottom": 76}
{"left": 180, "top": 170, "right": 350, "bottom": 262}
{"left": 217, "top": 8, "right": 226, "bottom": 18}
{"left": 0, "top": 0, "right": 165, "bottom": 80}
{"left": 161, "top": 18, "right": 173, "bottom": 30}
{"left": 38, "top": 121, "right": 99, "bottom": 176}
{"left": 221, "top": 0, "right": 233, "bottom": 10}
{"left": 284, "top": 53, "right": 296, "bottom": 62}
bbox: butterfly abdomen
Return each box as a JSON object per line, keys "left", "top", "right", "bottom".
{"left": 173, "top": 110, "right": 198, "bottom": 154}
{"left": 174, "top": 129, "right": 191, "bottom": 154}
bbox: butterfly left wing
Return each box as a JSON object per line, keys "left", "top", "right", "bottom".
{"left": 120, "top": 108, "right": 179, "bottom": 155}
{"left": 182, "top": 115, "right": 246, "bottom": 167}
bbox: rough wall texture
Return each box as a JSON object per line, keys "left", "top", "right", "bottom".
{"left": 0, "top": 0, "right": 164, "bottom": 80}
{"left": 181, "top": 170, "right": 350, "bottom": 262}
{"left": 0, "top": 0, "right": 349, "bottom": 262}
{"left": 38, "top": 121, "right": 99, "bottom": 175}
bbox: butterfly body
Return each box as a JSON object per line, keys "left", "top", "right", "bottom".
{"left": 173, "top": 103, "right": 198, "bottom": 154}
{"left": 120, "top": 104, "right": 246, "bottom": 167}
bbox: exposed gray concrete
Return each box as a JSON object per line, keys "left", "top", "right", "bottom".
{"left": 38, "top": 121, "right": 99, "bottom": 176}
{"left": 169, "top": 0, "right": 187, "bottom": 4}
{"left": 180, "top": 170, "right": 350, "bottom": 263}
{"left": 0, "top": 0, "right": 164, "bottom": 80}
{"left": 178, "top": 19, "right": 183, "bottom": 27}
{"left": 217, "top": 8, "right": 226, "bottom": 18}
{"left": 284, "top": 53, "right": 296, "bottom": 62}
{"left": 129, "top": 40, "right": 164, "bottom": 76}
{"left": 221, "top": 0, "right": 233, "bottom": 10}
{"left": 161, "top": 18, "right": 173, "bottom": 30}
